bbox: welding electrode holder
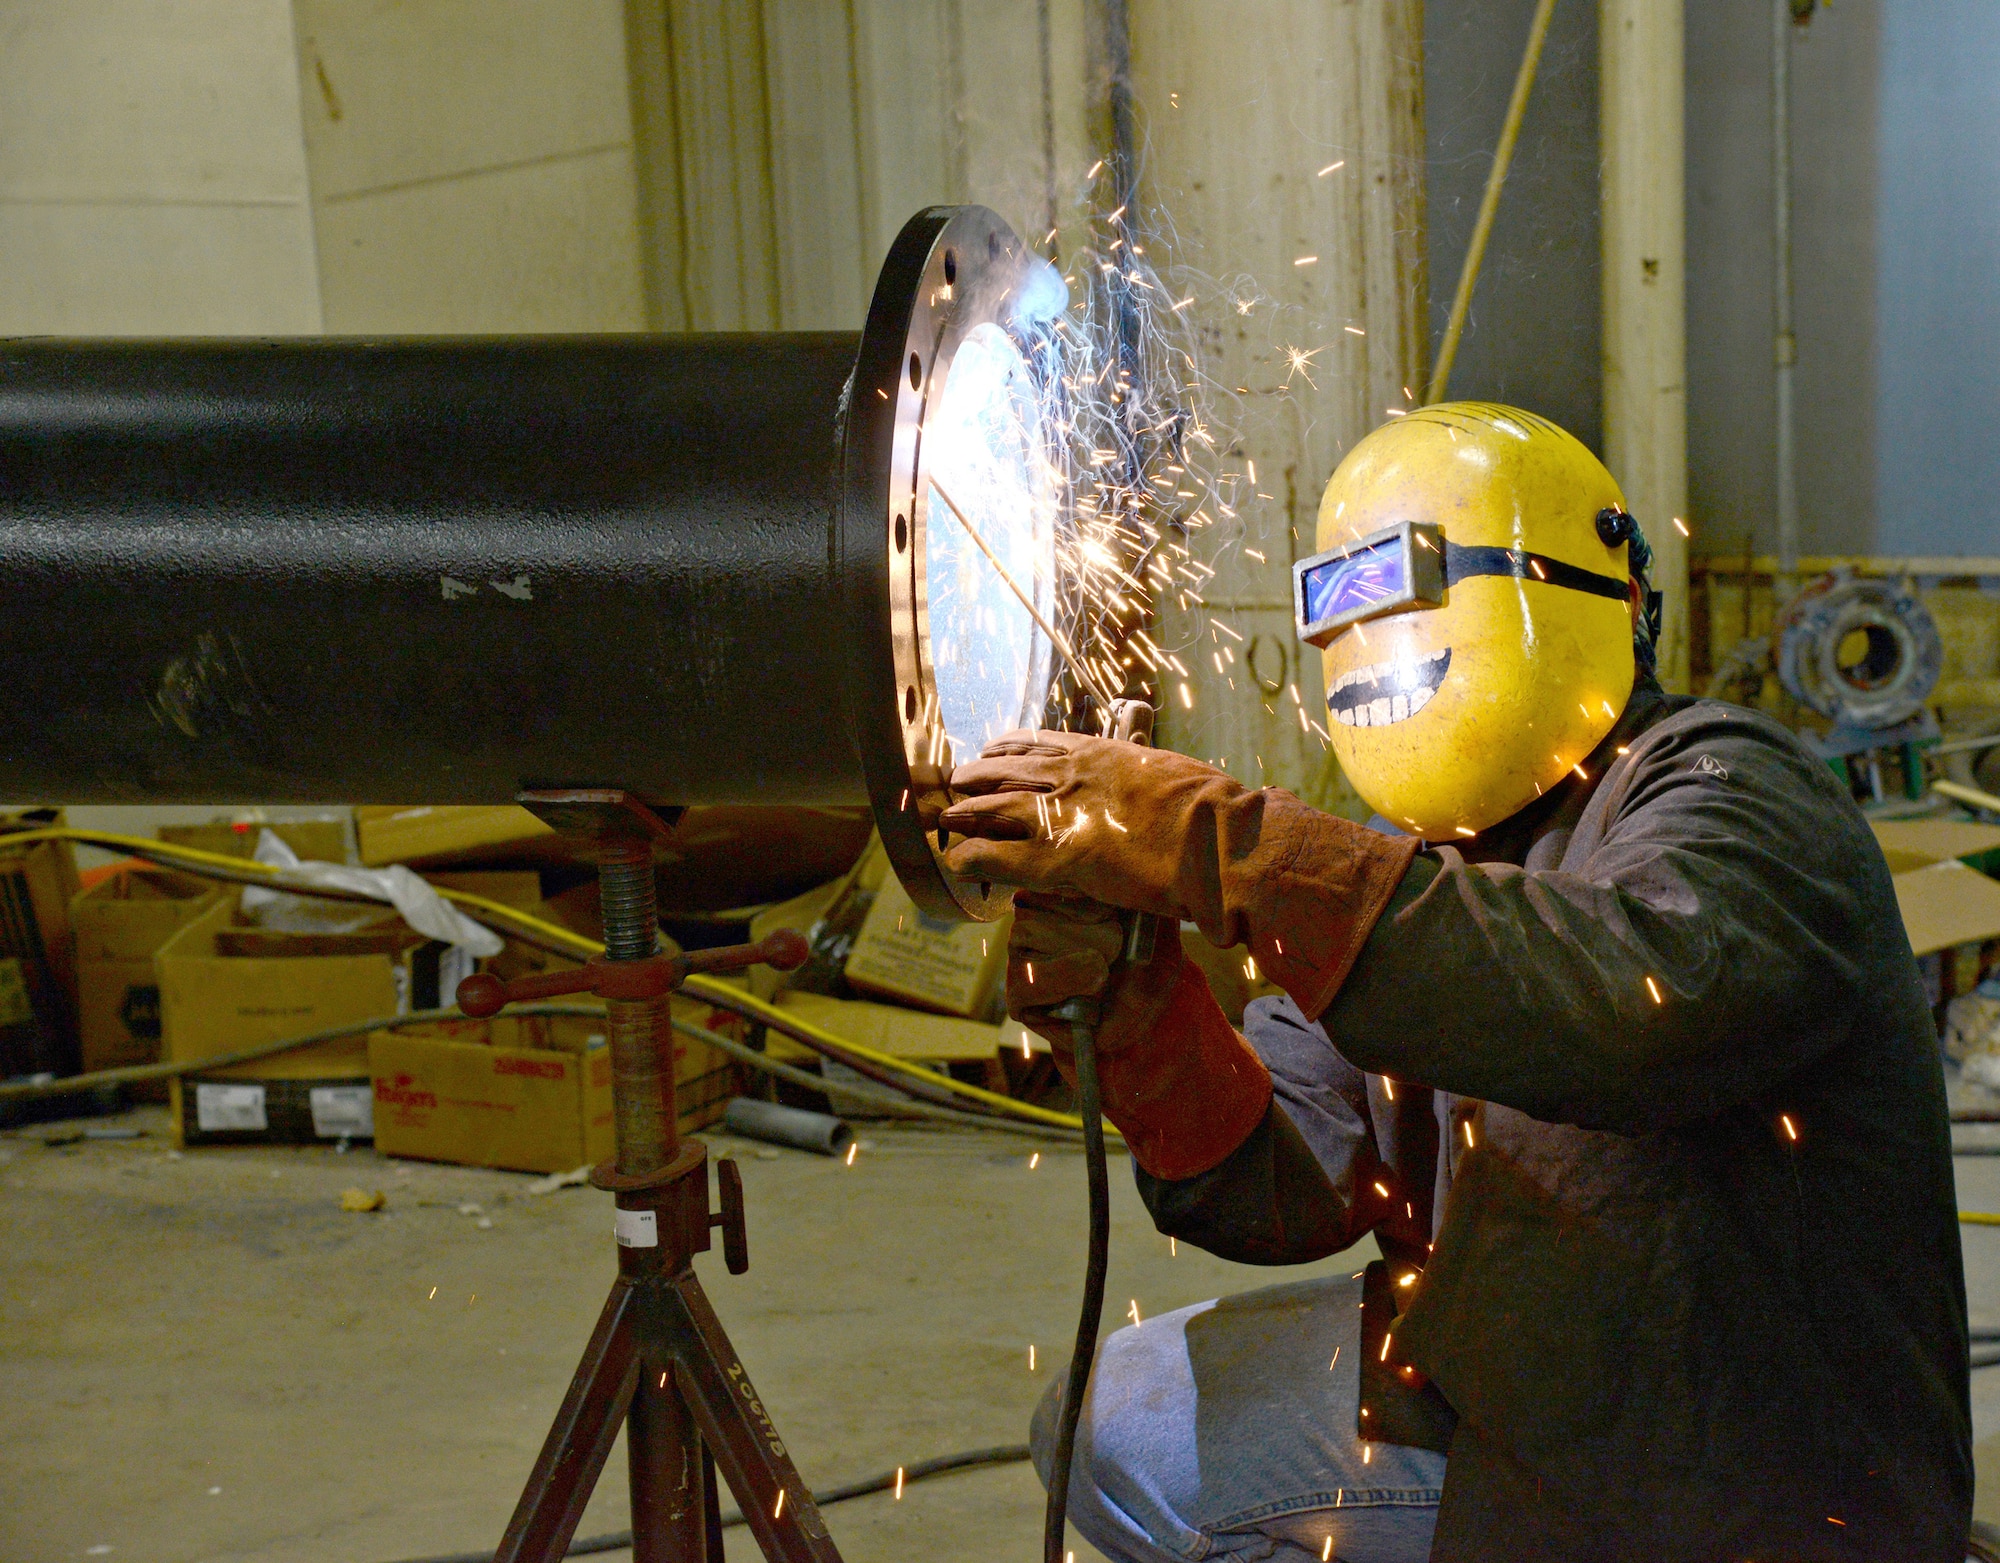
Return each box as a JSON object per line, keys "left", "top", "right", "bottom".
{"left": 1042, "top": 699, "right": 1159, "bottom": 1563}
{"left": 458, "top": 791, "right": 840, "bottom": 1563}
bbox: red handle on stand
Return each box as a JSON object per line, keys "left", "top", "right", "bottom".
{"left": 455, "top": 927, "right": 810, "bottom": 1018}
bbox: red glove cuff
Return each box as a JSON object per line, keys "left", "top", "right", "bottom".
{"left": 1094, "top": 959, "right": 1273, "bottom": 1182}
{"left": 1225, "top": 793, "right": 1419, "bottom": 1020}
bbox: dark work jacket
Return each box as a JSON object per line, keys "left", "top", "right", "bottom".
{"left": 1139, "top": 687, "right": 1972, "bottom": 1561}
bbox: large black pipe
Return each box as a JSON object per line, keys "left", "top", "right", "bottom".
{"left": 0, "top": 332, "right": 863, "bottom": 806}
{"left": 0, "top": 205, "right": 1047, "bottom": 921}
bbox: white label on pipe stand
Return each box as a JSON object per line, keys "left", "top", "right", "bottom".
{"left": 615, "top": 1209, "right": 658, "bottom": 1248}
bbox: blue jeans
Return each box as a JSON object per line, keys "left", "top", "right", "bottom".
{"left": 1029, "top": 1273, "right": 1445, "bottom": 1563}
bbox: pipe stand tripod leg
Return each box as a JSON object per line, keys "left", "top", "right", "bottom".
{"left": 628, "top": 1362, "right": 709, "bottom": 1563}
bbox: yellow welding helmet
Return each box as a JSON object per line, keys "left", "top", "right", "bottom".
{"left": 1296, "top": 403, "right": 1639, "bottom": 839}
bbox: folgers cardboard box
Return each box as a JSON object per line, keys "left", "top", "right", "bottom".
{"left": 0, "top": 810, "right": 83, "bottom": 1079}
{"left": 158, "top": 897, "right": 406, "bottom": 1145}
{"left": 369, "top": 1005, "right": 737, "bottom": 1174}
{"left": 71, "top": 867, "right": 224, "bottom": 1086}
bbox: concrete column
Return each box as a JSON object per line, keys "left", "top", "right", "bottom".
{"left": 1128, "top": 0, "right": 1427, "bottom": 797}
{"left": 1601, "top": 0, "right": 1690, "bottom": 690}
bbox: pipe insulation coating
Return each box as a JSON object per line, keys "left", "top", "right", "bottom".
{"left": 0, "top": 206, "right": 1063, "bottom": 922}
{"left": 722, "top": 1097, "right": 854, "bottom": 1157}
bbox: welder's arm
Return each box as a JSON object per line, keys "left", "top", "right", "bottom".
{"left": 942, "top": 731, "right": 1420, "bottom": 1016}
{"left": 1006, "top": 894, "right": 1273, "bottom": 1182}
{"left": 1327, "top": 712, "right": 1883, "bottom": 1135}
{"left": 1135, "top": 996, "right": 1428, "bottom": 1266}
{"left": 1011, "top": 900, "right": 1418, "bottom": 1261}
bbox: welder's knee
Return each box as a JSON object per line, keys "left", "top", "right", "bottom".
{"left": 1026, "top": 1309, "right": 1224, "bottom": 1563}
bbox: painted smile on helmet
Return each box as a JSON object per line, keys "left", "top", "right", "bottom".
{"left": 1327, "top": 648, "right": 1452, "bottom": 728}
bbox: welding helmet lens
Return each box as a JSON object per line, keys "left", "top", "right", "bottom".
{"left": 1295, "top": 522, "right": 1444, "bottom": 647}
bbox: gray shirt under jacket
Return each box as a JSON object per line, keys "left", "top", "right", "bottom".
{"left": 1139, "top": 687, "right": 1973, "bottom": 1562}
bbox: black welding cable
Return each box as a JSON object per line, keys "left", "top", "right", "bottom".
{"left": 1043, "top": 1011, "right": 1111, "bottom": 1563}
{"left": 380, "top": 1443, "right": 1031, "bottom": 1563}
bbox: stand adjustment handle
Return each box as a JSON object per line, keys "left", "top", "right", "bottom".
{"left": 455, "top": 928, "right": 809, "bottom": 1018}
{"left": 712, "top": 1158, "right": 749, "bottom": 1274}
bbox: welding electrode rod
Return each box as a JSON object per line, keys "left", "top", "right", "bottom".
{"left": 927, "top": 475, "right": 1119, "bottom": 710}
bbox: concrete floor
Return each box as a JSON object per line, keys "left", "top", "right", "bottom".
{"left": 5, "top": 1104, "right": 2000, "bottom": 1563}
{"left": 0, "top": 1106, "right": 1369, "bottom": 1563}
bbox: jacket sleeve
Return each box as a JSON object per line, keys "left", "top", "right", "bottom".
{"left": 1135, "top": 995, "right": 1419, "bottom": 1265}
{"left": 1323, "top": 706, "right": 1898, "bottom": 1135}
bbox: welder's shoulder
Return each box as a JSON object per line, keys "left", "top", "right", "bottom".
{"left": 1611, "top": 696, "right": 1861, "bottom": 832}
{"left": 1596, "top": 696, "right": 1888, "bottom": 889}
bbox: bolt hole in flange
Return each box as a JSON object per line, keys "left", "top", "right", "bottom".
{"left": 894, "top": 512, "right": 907, "bottom": 554}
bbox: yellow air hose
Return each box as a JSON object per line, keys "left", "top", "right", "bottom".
{"left": 0, "top": 826, "right": 1108, "bottom": 1135}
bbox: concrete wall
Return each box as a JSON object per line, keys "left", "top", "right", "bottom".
{"left": 1685, "top": 0, "right": 1880, "bottom": 559}
{"left": 0, "top": 0, "right": 321, "bottom": 334}
{"left": 293, "top": 0, "right": 647, "bottom": 333}
{"left": 1424, "top": 0, "right": 1601, "bottom": 448}
{"left": 1877, "top": 0, "right": 2000, "bottom": 557}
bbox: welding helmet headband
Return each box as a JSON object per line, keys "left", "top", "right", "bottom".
{"left": 1299, "top": 403, "right": 1644, "bottom": 839}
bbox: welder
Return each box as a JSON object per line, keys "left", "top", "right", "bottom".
{"left": 941, "top": 403, "right": 1972, "bottom": 1562}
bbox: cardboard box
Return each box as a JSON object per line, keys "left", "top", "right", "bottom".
{"left": 1873, "top": 819, "right": 2000, "bottom": 876}
{"left": 1868, "top": 819, "right": 2000, "bottom": 971}
{"left": 159, "top": 817, "right": 349, "bottom": 864}
{"left": 159, "top": 898, "right": 404, "bottom": 1142}
{"left": 356, "top": 805, "right": 553, "bottom": 868}
{"left": 368, "top": 1006, "right": 736, "bottom": 1173}
{"left": 0, "top": 812, "right": 82, "bottom": 1078}
{"left": 843, "top": 873, "right": 1010, "bottom": 1017}
{"left": 422, "top": 870, "right": 546, "bottom": 915}
{"left": 1891, "top": 859, "right": 2000, "bottom": 958}
{"left": 744, "top": 876, "right": 847, "bottom": 1001}
{"left": 71, "top": 867, "right": 224, "bottom": 1079}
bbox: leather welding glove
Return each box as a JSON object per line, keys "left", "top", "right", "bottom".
{"left": 1008, "top": 891, "right": 1272, "bottom": 1181}
{"left": 943, "top": 730, "right": 1419, "bottom": 1021}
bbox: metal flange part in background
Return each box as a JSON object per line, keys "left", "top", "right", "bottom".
{"left": 1773, "top": 569, "right": 1943, "bottom": 731}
